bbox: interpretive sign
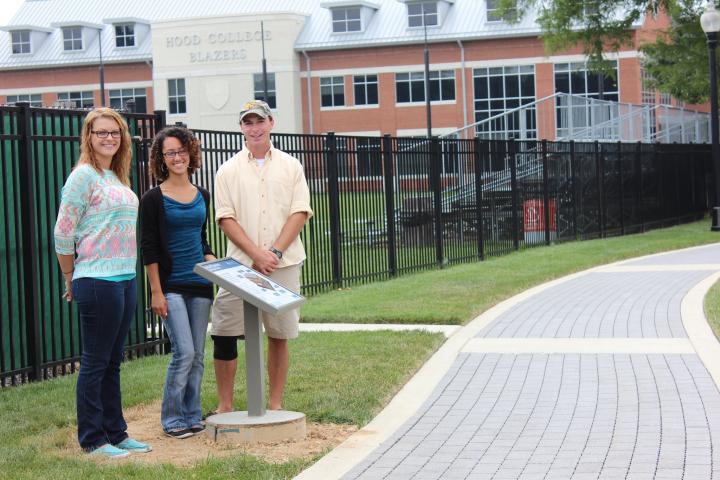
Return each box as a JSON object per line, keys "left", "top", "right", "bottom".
{"left": 194, "top": 257, "right": 305, "bottom": 316}
{"left": 193, "top": 257, "right": 306, "bottom": 417}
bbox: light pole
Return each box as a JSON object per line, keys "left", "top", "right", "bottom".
{"left": 701, "top": 1, "right": 720, "bottom": 230}
{"left": 423, "top": 11, "right": 432, "bottom": 139}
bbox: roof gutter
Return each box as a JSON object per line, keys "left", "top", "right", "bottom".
{"left": 302, "top": 50, "right": 314, "bottom": 134}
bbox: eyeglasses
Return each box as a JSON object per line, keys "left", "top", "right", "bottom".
{"left": 91, "top": 130, "right": 122, "bottom": 139}
{"left": 163, "top": 149, "right": 189, "bottom": 159}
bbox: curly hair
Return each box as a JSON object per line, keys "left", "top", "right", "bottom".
{"left": 78, "top": 108, "right": 133, "bottom": 186}
{"left": 149, "top": 126, "right": 202, "bottom": 182}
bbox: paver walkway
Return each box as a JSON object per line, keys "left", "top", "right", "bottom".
{"left": 299, "top": 243, "right": 720, "bottom": 480}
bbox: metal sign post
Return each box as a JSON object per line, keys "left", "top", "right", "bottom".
{"left": 194, "top": 258, "right": 307, "bottom": 442}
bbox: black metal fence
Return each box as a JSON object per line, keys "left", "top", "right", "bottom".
{"left": 0, "top": 104, "right": 712, "bottom": 386}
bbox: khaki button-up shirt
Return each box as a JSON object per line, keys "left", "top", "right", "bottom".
{"left": 214, "top": 143, "right": 313, "bottom": 267}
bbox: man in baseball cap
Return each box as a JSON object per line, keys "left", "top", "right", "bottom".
{"left": 210, "top": 99, "right": 313, "bottom": 413}
{"left": 238, "top": 99, "right": 272, "bottom": 123}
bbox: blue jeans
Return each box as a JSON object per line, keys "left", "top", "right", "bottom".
{"left": 73, "top": 277, "right": 136, "bottom": 450}
{"left": 161, "top": 293, "right": 211, "bottom": 431}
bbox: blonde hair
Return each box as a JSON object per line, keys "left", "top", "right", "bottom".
{"left": 77, "top": 108, "right": 133, "bottom": 186}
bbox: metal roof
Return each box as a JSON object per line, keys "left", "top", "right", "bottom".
{"left": 0, "top": 0, "right": 637, "bottom": 69}
{"left": 296, "top": 0, "right": 542, "bottom": 51}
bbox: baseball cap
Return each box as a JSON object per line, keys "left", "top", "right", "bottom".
{"left": 239, "top": 100, "right": 272, "bottom": 123}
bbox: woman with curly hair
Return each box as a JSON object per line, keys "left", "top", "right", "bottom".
{"left": 139, "top": 126, "right": 215, "bottom": 439}
{"left": 54, "top": 107, "right": 152, "bottom": 458}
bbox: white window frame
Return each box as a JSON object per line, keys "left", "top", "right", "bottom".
{"left": 253, "top": 73, "right": 277, "bottom": 109}
{"left": 114, "top": 24, "right": 135, "bottom": 48}
{"left": 11, "top": 30, "right": 31, "bottom": 54}
{"left": 332, "top": 7, "right": 362, "bottom": 33}
{"left": 320, "top": 76, "right": 345, "bottom": 108}
{"left": 62, "top": 27, "right": 83, "bottom": 51}
{"left": 473, "top": 65, "right": 537, "bottom": 140}
{"left": 6, "top": 94, "right": 42, "bottom": 106}
{"left": 109, "top": 88, "right": 147, "bottom": 112}
{"left": 486, "top": 0, "right": 517, "bottom": 22}
{"left": 396, "top": 69, "right": 456, "bottom": 104}
{"left": 168, "top": 79, "right": 187, "bottom": 115}
{"left": 57, "top": 91, "right": 94, "bottom": 108}
{"left": 353, "top": 74, "right": 379, "bottom": 106}
{"left": 408, "top": 1, "right": 438, "bottom": 28}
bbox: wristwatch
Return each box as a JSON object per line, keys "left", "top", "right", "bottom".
{"left": 269, "top": 246, "right": 283, "bottom": 259}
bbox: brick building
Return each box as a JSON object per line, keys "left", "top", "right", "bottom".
{"left": 0, "top": 0, "right": 695, "bottom": 137}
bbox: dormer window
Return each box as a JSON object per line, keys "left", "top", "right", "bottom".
{"left": 332, "top": 7, "right": 362, "bottom": 32}
{"left": 11, "top": 30, "right": 31, "bottom": 54}
{"left": 115, "top": 24, "right": 135, "bottom": 47}
{"left": 62, "top": 27, "right": 83, "bottom": 51}
{"left": 408, "top": 1, "right": 438, "bottom": 27}
{"left": 487, "top": 0, "right": 517, "bottom": 22}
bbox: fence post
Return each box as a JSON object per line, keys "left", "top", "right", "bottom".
{"left": 635, "top": 142, "right": 644, "bottom": 232}
{"left": 326, "top": 132, "right": 342, "bottom": 288}
{"left": 618, "top": 141, "right": 625, "bottom": 235}
{"left": 542, "top": 139, "right": 551, "bottom": 245}
{"left": 674, "top": 145, "right": 681, "bottom": 225}
{"left": 153, "top": 109, "right": 167, "bottom": 133}
{"left": 382, "top": 134, "right": 397, "bottom": 277}
{"left": 570, "top": 141, "right": 579, "bottom": 240}
{"left": 595, "top": 140, "right": 605, "bottom": 238}
{"left": 431, "top": 137, "right": 444, "bottom": 266}
{"left": 509, "top": 139, "right": 520, "bottom": 250}
{"left": 17, "top": 102, "right": 42, "bottom": 381}
{"left": 473, "top": 137, "right": 485, "bottom": 260}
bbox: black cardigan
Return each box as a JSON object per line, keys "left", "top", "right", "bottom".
{"left": 138, "top": 185, "right": 215, "bottom": 298}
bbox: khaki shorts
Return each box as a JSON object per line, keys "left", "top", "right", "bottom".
{"left": 210, "top": 264, "right": 301, "bottom": 340}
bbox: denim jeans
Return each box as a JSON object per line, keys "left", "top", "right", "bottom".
{"left": 73, "top": 277, "right": 136, "bottom": 450}
{"left": 161, "top": 292, "right": 212, "bottom": 431}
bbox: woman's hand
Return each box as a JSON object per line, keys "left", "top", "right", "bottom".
{"left": 62, "top": 272, "right": 73, "bottom": 302}
{"left": 204, "top": 254, "right": 217, "bottom": 262}
{"left": 151, "top": 291, "right": 168, "bottom": 318}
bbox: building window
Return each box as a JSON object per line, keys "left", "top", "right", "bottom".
{"left": 353, "top": 74, "right": 378, "bottom": 106}
{"left": 168, "top": 79, "right": 187, "bottom": 114}
{"left": 487, "top": 0, "right": 517, "bottom": 22}
{"left": 320, "top": 76, "right": 345, "bottom": 107}
{"left": 408, "top": 2, "right": 438, "bottom": 27}
{"left": 109, "top": 88, "right": 147, "bottom": 112}
{"left": 641, "top": 68, "right": 655, "bottom": 105}
{"left": 396, "top": 70, "right": 455, "bottom": 103}
{"left": 6, "top": 94, "right": 42, "bottom": 106}
{"left": 554, "top": 61, "right": 619, "bottom": 138}
{"left": 253, "top": 73, "right": 276, "bottom": 109}
{"left": 332, "top": 7, "right": 362, "bottom": 33}
{"left": 115, "top": 24, "right": 135, "bottom": 47}
{"left": 473, "top": 65, "right": 536, "bottom": 140}
{"left": 62, "top": 27, "right": 83, "bottom": 51}
{"left": 356, "top": 137, "right": 382, "bottom": 177}
{"left": 11, "top": 30, "right": 31, "bottom": 54}
{"left": 57, "top": 91, "right": 93, "bottom": 108}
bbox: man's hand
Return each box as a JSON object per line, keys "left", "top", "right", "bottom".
{"left": 252, "top": 249, "right": 279, "bottom": 275}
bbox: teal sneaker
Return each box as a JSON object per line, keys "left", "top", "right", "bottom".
{"left": 115, "top": 438, "right": 152, "bottom": 453}
{"left": 89, "top": 443, "right": 130, "bottom": 458}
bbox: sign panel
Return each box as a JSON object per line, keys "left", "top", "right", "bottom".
{"left": 194, "top": 258, "right": 305, "bottom": 315}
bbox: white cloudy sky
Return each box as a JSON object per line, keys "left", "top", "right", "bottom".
{"left": 1, "top": 0, "right": 25, "bottom": 25}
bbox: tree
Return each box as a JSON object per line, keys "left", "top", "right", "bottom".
{"left": 498, "top": 0, "right": 712, "bottom": 103}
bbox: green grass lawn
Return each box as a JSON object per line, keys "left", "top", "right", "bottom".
{"left": 0, "top": 331, "right": 443, "bottom": 479}
{"left": 302, "top": 218, "right": 720, "bottom": 324}
{"left": 705, "top": 280, "right": 720, "bottom": 342}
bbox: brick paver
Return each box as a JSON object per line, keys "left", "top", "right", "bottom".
{"left": 343, "top": 244, "right": 720, "bottom": 479}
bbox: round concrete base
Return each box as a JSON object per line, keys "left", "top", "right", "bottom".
{"left": 205, "top": 410, "right": 307, "bottom": 444}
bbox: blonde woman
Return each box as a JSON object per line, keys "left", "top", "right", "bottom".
{"left": 54, "top": 108, "right": 151, "bottom": 458}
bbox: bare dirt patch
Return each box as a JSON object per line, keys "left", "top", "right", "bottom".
{"left": 57, "top": 402, "right": 357, "bottom": 467}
